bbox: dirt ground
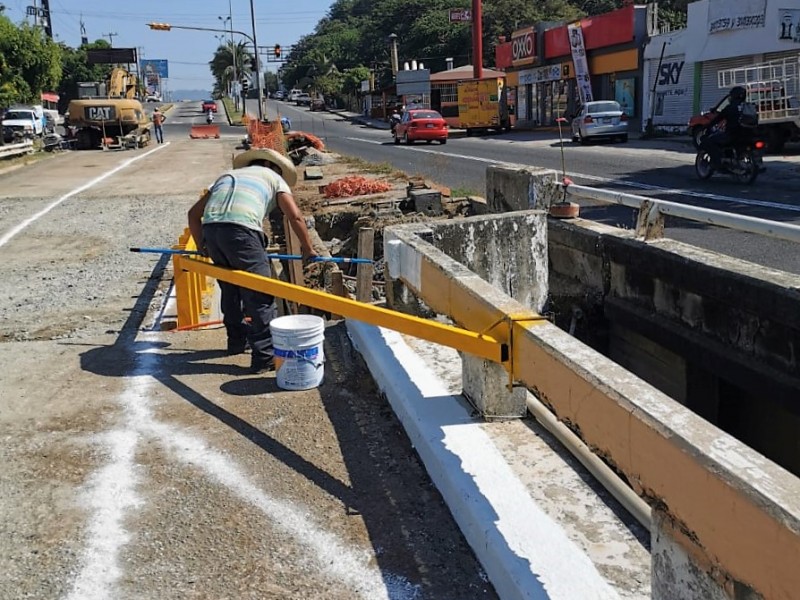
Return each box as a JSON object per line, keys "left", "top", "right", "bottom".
{"left": 0, "top": 137, "right": 498, "bottom": 599}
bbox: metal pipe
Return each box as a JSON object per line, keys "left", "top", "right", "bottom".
{"left": 563, "top": 182, "right": 800, "bottom": 245}
{"left": 525, "top": 392, "right": 652, "bottom": 530}
{"left": 129, "top": 247, "right": 374, "bottom": 264}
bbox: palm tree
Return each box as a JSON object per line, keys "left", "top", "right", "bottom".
{"left": 209, "top": 40, "right": 253, "bottom": 94}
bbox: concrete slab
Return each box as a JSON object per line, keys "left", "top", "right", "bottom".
{"left": 346, "top": 320, "right": 652, "bottom": 600}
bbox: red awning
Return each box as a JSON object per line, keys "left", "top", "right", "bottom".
{"left": 41, "top": 92, "right": 60, "bottom": 103}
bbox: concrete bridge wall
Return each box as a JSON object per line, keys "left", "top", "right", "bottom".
{"left": 382, "top": 164, "right": 800, "bottom": 600}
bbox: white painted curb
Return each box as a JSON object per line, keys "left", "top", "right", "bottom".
{"left": 346, "top": 321, "right": 620, "bottom": 600}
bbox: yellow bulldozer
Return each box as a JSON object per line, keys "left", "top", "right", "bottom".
{"left": 66, "top": 68, "right": 151, "bottom": 150}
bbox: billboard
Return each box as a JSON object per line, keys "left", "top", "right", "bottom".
{"left": 87, "top": 47, "right": 137, "bottom": 64}
{"left": 396, "top": 69, "right": 431, "bottom": 95}
{"left": 140, "top": 59, "right": 169, "bottom": 78}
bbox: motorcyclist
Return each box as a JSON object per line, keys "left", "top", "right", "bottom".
{"left": 280, "top": 115, "right": 291, "bottom": 133}
{"left": 206, "top": 109, "right": 214, "bottom": 125}
{"left": 389, "top": 109, "right": 402, "bottom": 133}
{"left": 702, "top": 86, "right": 748, "bottom": 168}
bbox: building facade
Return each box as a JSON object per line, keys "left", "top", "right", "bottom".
{"left": 642, "top": 0, "right": 800, "bottom": 132}
{"left": 497, "top": 5, "right": 654, "bottom": 131}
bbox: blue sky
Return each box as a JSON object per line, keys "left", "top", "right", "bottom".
{"left": 3, "top": 0, "right": 332, "bottom": 91}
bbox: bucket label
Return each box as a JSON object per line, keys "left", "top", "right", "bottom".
{"left": 274, "top": 347, "right": 320, "bottom": 360}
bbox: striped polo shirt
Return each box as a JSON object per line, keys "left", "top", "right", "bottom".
{"left": 202, "top": 166, "right": 291, "bottom": 232}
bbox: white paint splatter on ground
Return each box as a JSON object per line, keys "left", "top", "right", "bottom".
{"left": 65, "top": 342, "right": 421, "bottom": 600}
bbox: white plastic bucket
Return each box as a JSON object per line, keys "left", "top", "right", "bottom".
{"left": 269, "top": 315, "right": 325, "bottom": 390}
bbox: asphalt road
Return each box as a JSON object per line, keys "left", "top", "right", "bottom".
{"left": 266, "top": 99, "right": 800, "bottom": 275}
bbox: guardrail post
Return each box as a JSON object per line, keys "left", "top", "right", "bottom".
{"left": 635, "top": 199, "right": 665, "bottom": 240}
{"left": 461, "top": 354, "right": 527, "bottom": 418}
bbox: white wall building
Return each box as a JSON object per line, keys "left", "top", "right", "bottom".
{"left": 642, "top": 0, "right": 800, "bottom": 131}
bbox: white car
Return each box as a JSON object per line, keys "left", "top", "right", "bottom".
{"left": 145, "top": 95, "right": 163, "bottom": 103}
{"left": 2, "top": 108, "right": 44, "bottom": 141}
{"left": 571, "top": 100, "right": 628, "bottom": 144}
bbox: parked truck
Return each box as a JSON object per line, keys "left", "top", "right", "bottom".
{"left": 456, "top": 78, "right": 511, "bottom": 135}
{"left": 710, "top": 54, "right": 800, "bottom": 153}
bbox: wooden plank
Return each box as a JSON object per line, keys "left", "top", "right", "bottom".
{"left": 283, "top": 215, "right": 305, "bottom": 313}
{"left": 329, "top": 271, "right": 345, "bottom": 319}
{"left": 356, "top": 227, "right": 375, "bottom": 303}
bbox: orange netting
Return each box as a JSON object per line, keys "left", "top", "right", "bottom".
{"left": 243, "top": 114, "right": 287, "bottom": 155}
{"left": 285, "top": 131, "right": 326, "bottom": 151}
{"left": 323, "top": 176, "right": 392, "bottom": 199}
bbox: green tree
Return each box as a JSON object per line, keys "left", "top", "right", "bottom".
{"left": 0, "top": 16, "right": 62, "bottom": 106}
{"left": 56, "top": 40, "right": 112, "bottom": 112}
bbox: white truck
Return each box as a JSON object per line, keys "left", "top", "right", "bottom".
{"left": 2, "top": 107, "right": 44, "bottom": 143}
{"left": 717, "top": 54, "right": 800, "bottom": 152}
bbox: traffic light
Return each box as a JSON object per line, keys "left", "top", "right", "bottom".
{"left": 148, "top": 23, "right": 172, "bottom": 31}
{"left": 241, "top": 78, "right": 250, "bottom": 96}
{"left": 274, "top": 44, "right": 281, "bottom": 59}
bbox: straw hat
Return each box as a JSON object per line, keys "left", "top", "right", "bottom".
{"left": 232, "top": 148, "right": 297, "bottom": 187}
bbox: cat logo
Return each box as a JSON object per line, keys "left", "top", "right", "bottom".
{"left": 85, "top": 106, "right": 116, "bottom": 121}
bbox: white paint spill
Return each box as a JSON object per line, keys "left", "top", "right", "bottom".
{"left": 65, "top": 340, "right": 420, "bottom": 600}
{"left": 64, "top": 414, "right": 144, "bottom": 600}
{"left": 0, "top": 143, "right": 169, "bottom": 249}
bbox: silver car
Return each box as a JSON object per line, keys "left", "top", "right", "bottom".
{"left": 571, "top": 100, "right": 628, "bottom": 144}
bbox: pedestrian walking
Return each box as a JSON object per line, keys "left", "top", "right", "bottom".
{"left": 152, "top": 107, "right": 165, "bottom": 144}
{"left": 187, "top": 148, "right": 318, "bottom": 373}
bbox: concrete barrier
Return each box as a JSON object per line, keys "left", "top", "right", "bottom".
{"left": 383, "top": 165, "right": 800, "bottom": 599}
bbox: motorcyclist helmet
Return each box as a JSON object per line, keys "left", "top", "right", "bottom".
{"left": 730, "top": 86, "right": 747, "bottom": 102}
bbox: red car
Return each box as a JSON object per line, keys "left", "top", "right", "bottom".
{"left": 394, "top": 109, "right": 448, "bottom": 145}
{"left": 202, "top": 100, "right": 218, "bottom": 113}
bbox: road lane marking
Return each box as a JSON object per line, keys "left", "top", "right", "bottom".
{"left": 344, "top": 137, "right": 800, "bottom": 213}
{"left": 0, "top": 143, "right": 170, "bottom": 250}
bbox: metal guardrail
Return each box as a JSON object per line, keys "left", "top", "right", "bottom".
{"left": 562, "top": 181, "right": 800, "bottom": 245}
{"left": 0, "top": 140, "right": 34, "bottom": 160}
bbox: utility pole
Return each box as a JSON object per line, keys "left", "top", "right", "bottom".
{"left": 105, "top": 31, "right": 118, "bottom": 46}
{"left": 472, "top": 0, "right": 483, "bottom": 79}
{"left": 40, "top": 0, "right": 52, "bottom": 38}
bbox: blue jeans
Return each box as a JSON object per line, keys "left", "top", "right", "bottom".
{"left": 202, "top": 223, "right": 275, "bottom": 363}
{"left": 154, "top": 125, "right": 163, "bottom": 143}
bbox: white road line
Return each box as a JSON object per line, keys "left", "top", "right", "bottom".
{"left": 344, "top": 136, "right": 800, "bottom": 214}
{"left": 66, "top": 340, "right": 420, "bottom": 600}
{"left": 0, "top": 143, "right": 170, "bottom": 249}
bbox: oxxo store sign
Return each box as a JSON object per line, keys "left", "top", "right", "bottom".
{"left": 511, "top": 26, "right": 536, "bottom": 67}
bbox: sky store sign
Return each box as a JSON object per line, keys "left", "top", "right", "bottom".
{"left": 511, "top": 27, "right": 536, "bottom": 67}
{"left": 708, "top": 0, "right": 766, "bottom": 34}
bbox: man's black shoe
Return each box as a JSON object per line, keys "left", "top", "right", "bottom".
{"left": 227, "top": 339, "right": 248, "bottom": 355}
{"left": 249, "top": 356, "right": 274, "bottom": 374}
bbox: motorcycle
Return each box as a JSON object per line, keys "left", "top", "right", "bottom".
{"left": 695, "top": 132, "right": 765, "bottom": 185}
{"left": 205, "top": 111, "right": 214, "bottom": 125}
{"left": 389, "top": 113, "right": 401, "bottom": 135}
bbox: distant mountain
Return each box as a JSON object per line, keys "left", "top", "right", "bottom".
{"left": 170, "top": 90, "right": 211, "bottom": 102}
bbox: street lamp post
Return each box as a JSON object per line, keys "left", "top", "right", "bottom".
{"left": 248, "top": 0, "right": 264, "bottom": 120}
{"left": 218, "top": 12, "right": 238, "bottom": 110}
{"left": 147, "top": 21, "right": 263, "bottom": 120}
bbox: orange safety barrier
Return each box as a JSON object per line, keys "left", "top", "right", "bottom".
{"left": 172, "top": 228, "right": 213, "bottom": 328}
{"left": 189, "top": 124, "right": 221, "bottom": 139}
{"left": 244, "top": 114, "right": 287, "bottom": 155}
{"left": 323, "top": 176, "right": 392, "bottom": 198}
